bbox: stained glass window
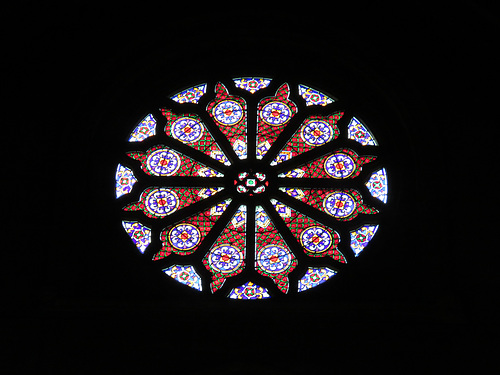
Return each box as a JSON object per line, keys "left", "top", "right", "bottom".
{"left": 116, "top": 78, "right": 388, "bottom": 299}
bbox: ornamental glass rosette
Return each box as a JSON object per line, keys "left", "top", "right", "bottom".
{"left": 116, "top": 78, "right": 388, "bottom": 299}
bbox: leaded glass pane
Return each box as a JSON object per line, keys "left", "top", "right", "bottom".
{"left": 170, "top": 84, "right": 207, "bottom": 104}
{"left": 350, "top": 225, "right": 379, "bottom": 256}
{"left": 115, "top": 164, "right": 137, "bottom": 198}
{"left": 279, "top": 188, "right": 378, "bottom": 221}
{"left": 255, "top": 206, "right": 297, "bottom": 293}
{"left": 270, "top": 113, "right": 343, "bottom": 165}
{"left": 366, "top": 168, "right": 388, "bottom": 203}
{"left": 207, "top": 83, "right": 248, "bottom": 159}
{"left": 203, "top": 206, "right": 247, "bottom": 293}
{"left": 256, "top": 83, "right": 298, "bottom": 159}
{"left": 228, "top": 281, "right": 271, "bottom": 299}
{"left": 298, "top": 84, "right": 335, "bottom": 106}
{"left": 233, "top": 77, "right": 272, "bottom": 94}
{"left": 270, "top": 199, "right": 345, "bottom": 262}
{"left": 162, "top": 109, "right": 230, "bottom": 165}
{"left": 163, "top": 265, "right": 203, "bottom": 291}
{"left": 153, "top": 199, "right": 232, "bottom": 260}
{"left": 278, "top": 148, "right": 375, "bottom": 179}
{"left": 298, "top": 267, "right": 337, "bottom": 292}
{"left": 128, "top": 114, "right": 156, "bottom": 142}
{"left": 122, "top": 220, "right": 152, "bottom": 253}
{"left": 127, "top": 145, "right": 223, "bottom": 177}
{"left": 123, "top": 187, "right": 223, "bottom": 219}
{"left": 347, "top": 117, "right": 378, "bottom": 146}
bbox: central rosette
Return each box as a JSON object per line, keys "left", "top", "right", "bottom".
{"left": 234, "top": 171, "right": 268, "bottom": 195}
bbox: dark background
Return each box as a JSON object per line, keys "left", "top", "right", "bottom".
{"left": 4, "top": 2, "right": 498, "bottom": 374}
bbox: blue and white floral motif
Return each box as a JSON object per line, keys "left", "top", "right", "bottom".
{"left": 324, "top": 153, "right": 356, "bottom": 179}
{"left": 279, "top": 187, "right": 305, "bottom": 200}
{"left": 208, "top": 245, "right": 244, "bottom": 273}
{"left": 300, "top": 120, "right": 334, "bottom": 146}
{"left": 256, "top": 141, "right": 271, "bottom": 159}
{"left": 298, "top": 267, "right": 337, "bottom": 292}
{"left": 350, "top": 225, "right": 379, "bottom": 256}
{"left": 366, "top": 168, "right": 388, "bottom": 203}
{"left": 145, "top": 188, "right": 180, "bottom": 217}
{"left": 115, "top": 164, "right": 137, "bottom": 198}
{"left": 233, "top": 139, "right": 247, "bottom": 159}
{"left": 256, "top": 245, "right": 292, "bottom": 274}
{"left": 163, "top": 265, "right": 203, "bottom": 291}
{"left": 299, "top": 226, "right": 333, "bottom": 253}
{"left": 128, "top": 114, "right": 156, "bottom": 142}
{"left": 323, "top": 192, "right": 357, "bottom": 218}
{"left": 146, "top": 149, "right": 181, "bottom": 176}
{"left": 170, "top": 84, "right": 207, "bottom": 104}
{"left": 233, "top": 77, "right": 272, "bottom": 94}
{"left": 270, "top": 199, "right": 292, "bottom": 219}
{"left": 255, "top": 207, "right": 271, "bottom": 229}
{"left": 260, "top": 101, "right": 292, "bottom": 126}
{"left": 122, "top": 220, "right": 152, "bottom": 253}
{"left": 231, "top": 206, "right": 247, "bottom": 228}
{"left": 228, "top": 281, "right": 270, "bottom": 299}
{"left": 210, "top": 150, "right": 231, "bottom": 166}
{"left": 170, "top": 117, "right": 204, "bottom": 143}
{"left": 298, "top": 85, "right": 335, "bottom": 106}
{"left": 168, "top": 223, "right": 202, "bottom": 251}
{"left": 213, "top": 100, "right": 244, "bottom": 126}
{"left": 270, "top": 150, "right": 293, "bottom": 165}
{"left": 347, "top": 117, "right": 377, "bottom": 146}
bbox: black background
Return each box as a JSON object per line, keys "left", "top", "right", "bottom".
{"left": 4, "top": 2, "right": 499, "bottom": 374}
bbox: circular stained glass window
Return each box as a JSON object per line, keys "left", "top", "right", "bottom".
{"left": 116, "top": 77, "right": 389, "bottom": 299}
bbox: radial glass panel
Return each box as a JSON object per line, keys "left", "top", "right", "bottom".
{"left": 127, "top": 145, "right": 223, "bottom": 177}
{"left": 207, "top": 83, "right": 248, "bottom": 159}
{"left": 270, "top": 199, "right": 345, "bottom": 262}
{"left": 255, "top": 206, "right": 297, "bottom": 293}
{"left": 271, "top": 113, "right": 343, "bottom": 165}
{"left": 279, "top": 148, "right": 376, "bottom": 179}
{"left": 256, "top": 83, "right": 297, "bottom": 159}
{"left": 203, "top": 205, "right": 247, "bottom": 293}
{"left": 162, "top": 109, "right": 230, "bottom": 165}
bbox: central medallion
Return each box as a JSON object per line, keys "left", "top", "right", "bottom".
{"left": 234, "top": 171, "right": 268, "bottom": 195}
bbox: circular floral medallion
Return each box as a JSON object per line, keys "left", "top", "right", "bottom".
{"left": 256, "top": 245, "right": 292, "bottom": 274}
{"left": 260, "top": 101, "right": 293, "bottom": 126}
{"left": 168, "top": 223, "right": 202, "bottom": 251}
{"left": 207, "top": 244, "right": 244, "bottom": 274}
{"left": 144, "top": 188, "right": 180, "bottom": 217}
{"left": 324, "top": 153, "right": 356, "bottom": 179}
{"left": 323, "top": 191, "right": 357, "bottom": 218}
{"left": 299, "top": 226, "right": 333, "bottom": 254}
{"left": 146, "top": 148, "right": 181, "bottom": 176}
{"left": 300, "top": 120, "right": 334, "bottom": 146}
{"left": 213, "top": 100, "right": 244, "bottom": 126}
{"left": 170, "top": 117, "right": 204, "bottom": 143}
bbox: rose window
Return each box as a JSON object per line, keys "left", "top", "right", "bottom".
{"left": 116, "top": 77, "right": 388, "bottom": 299}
